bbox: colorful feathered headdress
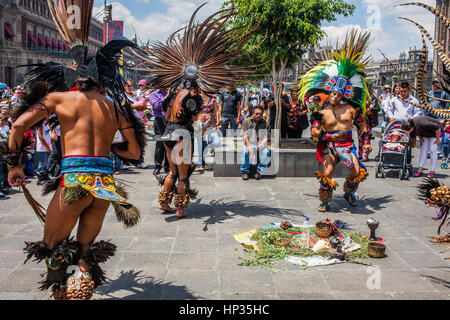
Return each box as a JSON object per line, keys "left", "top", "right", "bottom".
{"left": 299, "top": 29, "right": 371, "bottom": 115}
{"left": 144, "top": 3, "right": 258, "bottom": 95}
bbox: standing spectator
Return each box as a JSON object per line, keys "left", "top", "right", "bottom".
{"left": 442, "top": 120, "right": 450, "bottom": 160}
{"left": 286, "top": 88, "right": 308, "bottom": 138}
{"left": 0, "top": 114, "right": 10, "bottom": 198}
{"left": 425, "top": 79, "right": 449, "bottom": 158}
{"left": 308, "top": 96, "right": 322, "bottom": 113}
{"left": 402, "top": 116, "right": 442, "bottom": 178}
{"left": 241, "top": 105, "right": 271, "bottom": 180}
{"left": 424, "top": 79, "right": 449, "bottom": 118}
{"left": 195, "top": 90, "right": 220, "bottom": 173}
{"left": 249, "top": 89, "right": 260, "bottom": 108}
{"left": 0, "top": 114, "right": 10, "bottom": 136}
{"left": 260, "top": 88, "right": 272, "bottom": 123}
{"left": 136, "top": 79, "right": 153, "bottom": 126}
{"left": 218, "top": 85, "right": 242, "bottom": 137}
{"left": 36, "top": 121, "right": 52, "bottom": 185}
{"left": 279, "top": 90, "right": 292, "bottom": 139}
{"left": 358, "top": 94, "right": 380, "bottom": 161}
{"left": 23, "top": 129, "right": 36, "bottom": 177}
{"left": 47, "top": 123, "right": 62, "bottom": 178}
{"left": 1, "top": 105, "right": 11, "bottom": 127}
{"left": 149, "top": 87, "right": 170, "bottom": 175}
{"left": 136, "top": 79, "right": 147, "bottom": 96}
{"left": 379, "top": 85, "right": 391, "bottom": 123}
{"left": 387, "top": 82, "right": 421, "bottom": 122}
{"left": 240, "top": 105, "right": 252, "bottom": 125}
{"left": 124, "top": 80, "right": 149, "bottom": 169}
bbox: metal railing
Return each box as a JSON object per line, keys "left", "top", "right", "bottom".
{"left": 26, "top": 46, "right": 72, "bottom": 59}
{"left": 1, "top": 40, "right": 71, "bottom": 59}
{"left": 0, "top": 39, "right": 22, "bottom": 48}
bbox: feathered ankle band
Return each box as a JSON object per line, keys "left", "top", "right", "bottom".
{"left": 316, "top": 171, "right": 338, "bottom": 190}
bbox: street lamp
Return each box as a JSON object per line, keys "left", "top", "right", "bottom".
{"left": 127, "top": 60, "right": 136, "bottom": 82}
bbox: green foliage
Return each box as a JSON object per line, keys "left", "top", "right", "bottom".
{"left": 238, "top": 227, "right": 370, "bottom": 269}
{"left": 222, "top": 0, "right": 355, "bottom": 72}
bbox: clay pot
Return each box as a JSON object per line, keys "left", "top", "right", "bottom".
{"left": 368, "top": 242, "right": 386, "bottom": 258}
{"left": 315, "top": 222, "right": 333, "bottom": 238}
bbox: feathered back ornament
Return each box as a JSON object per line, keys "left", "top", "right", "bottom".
{"left": 145, "top": 3, "right": 257, "bottom": 95}
{"left": 299, "top": 29, "right": 371, "bottom": 115}
{"left": 47, "top": 0, "right": 94, "bottom": 46}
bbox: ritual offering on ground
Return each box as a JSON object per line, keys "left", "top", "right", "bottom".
{"left": 235, "top": 219, "right": 378, "bottom": 269}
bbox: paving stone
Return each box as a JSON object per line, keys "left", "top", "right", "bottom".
{"left": 220, "top": 269, "right": 274, "bottom": 295}
{"left": 168, "top": 252, "right": 218, "bottom": 270}
{"left": 0, "top": 135, "right": 449, "bottom": 300}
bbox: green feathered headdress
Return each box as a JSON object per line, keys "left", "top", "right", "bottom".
{"left": 299, "top": 29, "right": 371, "bottom": 115}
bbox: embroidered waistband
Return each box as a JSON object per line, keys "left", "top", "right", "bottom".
{"left": 61, "top": 156, "right": 114, "bottom": 175}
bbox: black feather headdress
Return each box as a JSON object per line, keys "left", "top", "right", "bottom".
{"left": 144, "top": 3, "right": 258, "bottom": 95}
{"left": 13, "top": 1, "right": 147, "bottom": 160}
{"left": 16, "top": 1, "right": 142, "bottom": 122}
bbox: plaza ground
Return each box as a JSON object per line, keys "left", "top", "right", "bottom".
{"left": 0, "top": 130, "right": 448, "bottom": 300}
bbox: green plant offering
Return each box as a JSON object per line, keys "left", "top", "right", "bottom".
{"left": 239, "top": 227, "right": 370, "bottom": 268}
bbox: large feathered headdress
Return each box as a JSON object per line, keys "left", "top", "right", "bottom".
{"left": 13, "top": 0, "right": 146, "bottom": 164}
{"left": 18, "top": 1, "right": 140, "bottom": 117}
{"left": 299, "top": 29, "right": 371, "bottom": 115}
{"left": 144, "top": 3, "right": 257, "bottom": 95}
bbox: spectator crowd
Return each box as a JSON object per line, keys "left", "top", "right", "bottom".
{"left": 0, "top": 77, "right": 448, "bottom": 200}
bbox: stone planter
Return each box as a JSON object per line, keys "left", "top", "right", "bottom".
{"left": 213, "top": 138, "right": 349, "bottom": 178}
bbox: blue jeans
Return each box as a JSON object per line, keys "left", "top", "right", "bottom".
{"left": 196, "top": 130, "right": 220, "bottom": 167}
{"left": 111, "top": 153, "right": 121, "bottom": 172}
{"left": 36, "top": 152, "right": 50, "bottom": 174}
{"left": 241, "top": 143, "right": 271, "bottom": 174}
{"left": 24, "top": 152, "right": 35, "bottom": 176}
{"left": 443, "top": 136, "right": 449, "bottom": 159}
{"left": 221, "top": 115, "right": 238, "bottom": 137}
{"left": 0, "top": 158, "right": 5, "bottom": 190}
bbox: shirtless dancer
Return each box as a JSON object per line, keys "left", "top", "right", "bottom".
{"left": 158, "top": 87, "right": 201, "bottom": 218}
{"left": 148, "top": 4, "right": 257, "bottom": 218}
{"left": 311, "top": 91, "right": 371, "bottom": 212}
{"left": 299, "top": 29, "right": 372, "bottom": 212}
{"left": 2, "top": 1, "right": 144, "bottom": 300}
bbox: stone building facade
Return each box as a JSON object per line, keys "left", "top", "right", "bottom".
{"left": 365, "top": 47, "right": 434, "bottom": 97}
{"left": 0, "top": 0, "right": 145, "bottom": 88}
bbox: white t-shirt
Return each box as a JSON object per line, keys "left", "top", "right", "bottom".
{"left": 36, "top": 123, "right": 52, "bottom": 152}
{"left": 0, "top": 125, "right": 10, "bottom": 136}
{"left": 387, "top": 95, "right": 421, "bottom": 121}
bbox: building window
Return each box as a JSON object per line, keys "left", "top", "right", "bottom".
{"left": 4, "top": 23, "right": 16, "bottom": 41}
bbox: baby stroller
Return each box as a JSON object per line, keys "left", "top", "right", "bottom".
{"left": 375, "top": 120, "right": 412, "bottom": 180}
{"left": 441, "top": 154, "right": 449, "bottom": 169}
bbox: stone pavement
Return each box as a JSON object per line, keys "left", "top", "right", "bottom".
{"left": 0, "top": 132, "right": 449, "bottom": 300}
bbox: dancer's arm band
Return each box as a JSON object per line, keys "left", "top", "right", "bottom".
{"left": 312, "top": 121, "right": 321, "bottom": 128}
{"left": 4, "top": 151, "right": 27, "bottom": 170}
{"left": 319, "top": 133, "right": 332, "bottom": 142}
{"left": 361, "top": 132, "right": 371, "bottom": 145}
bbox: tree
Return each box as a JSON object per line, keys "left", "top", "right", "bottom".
{"left": 222, "top": 0, "right": 355, "bottom": 135}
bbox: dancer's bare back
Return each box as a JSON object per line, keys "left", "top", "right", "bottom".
{"left": 166, "top": 89, "right": 190, "bottom": 123}
{"left": 50, "top": 90, "right": 122, "bottom": 157}
{"left": 8, "top": 88, "right": 141, "bottom": 186}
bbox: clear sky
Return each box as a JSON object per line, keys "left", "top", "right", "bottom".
{"left": 93, "top": 0, "right": 437, "bottom": 61}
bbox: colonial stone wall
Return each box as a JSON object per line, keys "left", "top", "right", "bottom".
{"left": 0, "top": 0, "right": 103, "bottom": 87}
